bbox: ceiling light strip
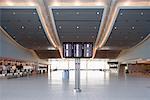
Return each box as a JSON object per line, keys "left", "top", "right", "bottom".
{"left": 36, "top": 0, "right": 63, "bottom": 58}
{"left": 92, "top": 0, "right": 118, "bottom": 58}
{"left": 36, "top": 6, "right": 57, "bottom": 48}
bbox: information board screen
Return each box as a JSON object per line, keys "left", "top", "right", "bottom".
{"left": 73, "top": 43, "right": 83, "bottom": 58}
{"left": 63, "top": 42, "right": 93, "bottom": 58}
{"left": 63, "top": 43, "right": 72, "bottom": 58}
{"left": 83, "top": 43, "right": 93, "bottom": 58}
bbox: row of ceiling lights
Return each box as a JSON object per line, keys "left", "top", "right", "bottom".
{"left": 114, "top": 26, "right": 135, "bottom": 30}
{"left": 58, "top": 26, "right": 98, "bottom": 29}
{"left": 55, "top": 11, "right": 100, "bottom": 15}
{"left": 120, "top": 12, "right": 145, "bottom": 16}
{"left": 11, "top": 11, "right": 37, "bottom": 15}
{"left": 3, "top": 25, "right": 42, "bottom": 30}
{"left": 110, "top": 18, "right": 147, "bottom": 40}
{"left": 2, "top": 11, "right": 42, "bottom": 30}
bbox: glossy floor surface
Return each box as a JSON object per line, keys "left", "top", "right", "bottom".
{"left": 0, "top": 71, "right": 150, "bottom": 100}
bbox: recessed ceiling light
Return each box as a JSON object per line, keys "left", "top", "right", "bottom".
{"left": 59, "top": 26, "right": 62, "bottom": 29}
{"left": 76, "top": 26, "right": 79, "bottom": 29}
{"left": 120, "top": 13, "right": 123, "bottom": 16}
{"left": 76, "top": 12, "right": 80, "bottom": 15}
{"left": 21, "top": 26, "right": 25, "bottom": 29}
{"left": 38, "top": 26, "right": 42, "bottom": 29}
{"left": 94, "top": 26, "right": 97, "bottom": 29}
{"left": 96, "top": 12, "right": 100, "bottom": 15}
{"left": 131, "top": 26, "right": 135, "bottom": 30}
{"left": 141, "top": 12, "right": 144, "bottom": 15}
{"left": 12, "top": 12, "right": 16, "bottom": 15}
{"left": 114, "top": 26, "right": 117, "bottom": 30}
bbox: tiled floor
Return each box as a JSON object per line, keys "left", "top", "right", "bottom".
{"left": 0, "top": 71, "right": 150, "bottom": 100}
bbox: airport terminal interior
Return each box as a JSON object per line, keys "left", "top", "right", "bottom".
{"left": 0, "top": 0, "right": 150, "bottom": 100}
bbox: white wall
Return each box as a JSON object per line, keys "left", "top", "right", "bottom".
{"left": 0, "top": 29, "right": 48, "bottom": 64}
{"left": 117, "top": 36, "right": 150, "bottom": 62}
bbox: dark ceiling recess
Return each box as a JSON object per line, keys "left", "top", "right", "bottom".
{"left": 52, "top": 8, "right": 104, "bottom": 43}
{"left": 104, "top": 9, "right": 150, "bottom": 49}
{"left": 0, "top": 8, "right": 52, "bottom": 50}
{"left": 35, "top": 50, "right": 61, "bottom": 59}
{"left": 94, "top": 50, "right": 121, "bottom": 59}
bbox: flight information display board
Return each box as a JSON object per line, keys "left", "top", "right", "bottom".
{"left": 63, "top": 43, "right": 72, "bottom": 58}
{"left": 63, "top": 42, "right": 93, "bottom": 58}
{"left": 83, "top": 43, "right": 93, "bottom": 58}
{"left": 73, "top": 43, "right": 83, "bottom": 58}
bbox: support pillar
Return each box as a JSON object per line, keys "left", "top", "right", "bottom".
{"left": 74, "top": 58, "right": 81, "bottom": 92}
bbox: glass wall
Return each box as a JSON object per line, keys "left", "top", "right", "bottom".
{"left": 49, "top": 59, "right": 109, "bottom": 70}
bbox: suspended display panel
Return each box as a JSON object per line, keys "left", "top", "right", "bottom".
{"left": 83, "top": 43, "right": 93, "bottom": 58}
{"left": 73, "top": 43, "right": 83, "bottom": 58}
{"left": 63, "top": 43, "right": 72, "bottom": 58}
{"left": 63, "top": 42, "right": 93, "bottom": 58}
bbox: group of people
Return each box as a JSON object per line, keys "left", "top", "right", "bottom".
{"left": 0, "top": 61, "right": 34, "bottom": 77}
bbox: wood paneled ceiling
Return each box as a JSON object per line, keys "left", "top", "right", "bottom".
{"left": 94, "top": 50, "right": 121, "bottom": 59}
{"left": 35, "top": 50, "right": 61, "bottom": 59}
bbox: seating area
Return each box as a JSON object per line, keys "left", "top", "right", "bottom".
{"left": 0, "top": 58, "right": 48, "bottom": 79}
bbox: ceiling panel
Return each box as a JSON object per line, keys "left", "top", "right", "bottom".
{"left": 0, "top": 8, "right": 52, "bottom": 50}
{"left": 104, "top": 9, "right": 150, "bottom": 49}
{"left": 94, "top": 50, "right": 121, "bottom": 59}
{"left": 52, "top": 8, "right": 104, "bottom": 43}
{"left": 35, "top": 50, "right": 61, "bottom": 59}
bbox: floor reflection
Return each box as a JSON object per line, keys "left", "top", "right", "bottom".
{"left": 48, "top": 70, "right": 111, "bottom": 85}
{"left": 0, "top": 71, "right": 150, "bottom": 100}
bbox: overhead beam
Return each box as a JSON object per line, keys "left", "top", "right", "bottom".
{"left": 93, "top": 0, "right": 118, "bottom": 58}
{"left": 36, "top": 0, "right": 63, "bottom": 58}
